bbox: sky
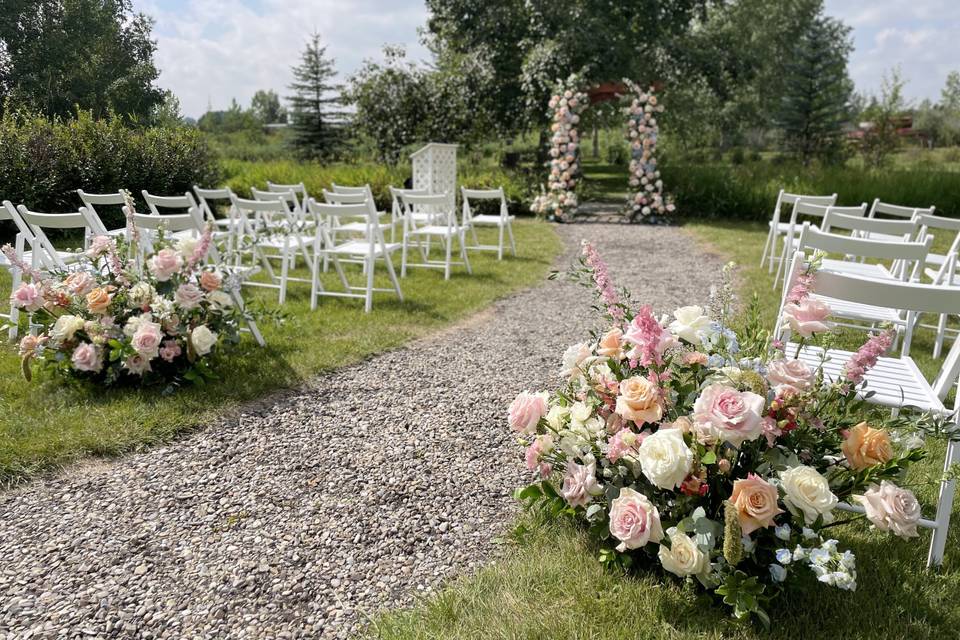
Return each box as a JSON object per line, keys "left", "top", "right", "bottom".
{"left": 136, "top": 0, "right": 960, "bottom": 119}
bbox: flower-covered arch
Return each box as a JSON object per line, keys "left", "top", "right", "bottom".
{"left": 532, "top": 78, "right": 674, "bottom": 222}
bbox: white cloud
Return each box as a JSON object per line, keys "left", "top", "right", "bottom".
{"left": 825, "top": 0, "right": 960, "bottom": 104}
{"left": 135, "top": 0, "right": 430, "bottom": 117}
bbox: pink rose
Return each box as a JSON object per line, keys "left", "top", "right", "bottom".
{"left": 606, "top": 429, "right": 640, "bottom": 463}
{"left": 560, "top": 461, "right": 603, "bottom": 508}
{"left": 64, "top": 271, "right": 95, "bottom": 296}
{"left": 781, "top": 298, "right": 833, "bottom": 338}
{"left": 131, "top": 320, "right": 163, "bottom": 358}
{"left": 86, "top": 235, "right": 114, "bottom": 258}
{"left": 760, "top": 417, "right": 782, "bottom": 447}
{"left": 682, "top": 352, "right": 708, "bottom": 366}
{"left": 730, "top": 474, "right": 783, "bottom": 535}
{"left": 692, "top": 384, "right": 766, "bottom": 446}
{"left": 524, "top": 434, "right": 554, "bottom": 477}
{"left": 159, "top": 339, "right": 182, "bottom": 363}
{"left": 10, "top": 283, "right": 43, "bottom": 312}
{"left": 609, "top": 487, "right": 664, "bottom": 551}
{"left": 148, "top": 248, "right": 183, "bottom": 282}
{"left": 71, "top": 342, "right": 102, "bottom": 373}
{"left": 766, "top": 358, "right": 814, "bottom": 395}
{"left": 174, "top": 283, "right": 204, "bottom": 310}
{"left": 855, "top": 481, "right": 921, "bottom": 539}
{"left": 508, "top": 391, "right": 549, "bottom": 434}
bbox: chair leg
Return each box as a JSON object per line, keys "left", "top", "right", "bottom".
{"left": 470, "top": 223, "right": 480, "bottom": 249}
{"left": 927, "top": 438, "right": 960, "bottom": 568}
{"left": 401, "top": 234, "right": 409, "bottom": 278}
{"left": 773, "top": 240, "right": 787, "bottom": 290}
{"left": 8, "top": 266, "right": 21, "bottom": 341}
{"left": 497, "top": 224, "right": 504, "bottom": 260}
{"left": 230, "top": 289, "right": 265, "bottom": 346}
{"left": 365, "top": 255, "right": 375, "bottom": 313}
{"left": 444, "top": 233, "right": 453, "bottom": 280}
{"left": 310, "top": 256, "right": 319, "bottom": 311}
{"left": 760, "top": 227, "right": 772, "bottom": 268}
{"left": 507, "top": 222, "right": 516, "bottom": 256}
{"left": 461, "top": 231, "right": 473, "bottom": 275}
{"left": 279, "top": 241, "right": 290, "bottom": 306}
{"left": 934, "top": 313, "right": 947, "bottom": 359}
{"left": 384, "top": 250, "right": 403, "bottom": 301}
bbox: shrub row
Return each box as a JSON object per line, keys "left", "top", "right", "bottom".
{"left": 0, "top": 109, "right": 221, "bottom": 233}
{"left": 662, "top": 162, "right": 960, "bottom": 220}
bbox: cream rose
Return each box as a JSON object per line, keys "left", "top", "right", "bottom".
{"left": 609, "top": 487, "right": 664, "bottom": 551}
{"left": 190, "top": 325, "right": 218, "bottom": 356}
{"left": 855, "top": 481, "right": 921, "bottom": 539}
{"left": 668, "top": 305, "right": 712, "bottom": 345}
{"left": 207, "top": 290, "right": 233, "bottom": 310}
{"left": 766, "top": 358, "right": 814, "bottom": 396}
{"left": 127, "top": 282, "right": 155, "bottom": 308}
{"left": 780, "top": 465, "right": 838, "bottom": 525}
{"left": 842, "top": 422, "right": 893, "bottom": 470}
{"left": 658, "top": 529, "right": 708, "bottom": 578}
{"left": 560, "top": 342, "right": 593, "bottom": 379}
{"left": 50, "top": 314, "right": 85, "bottom": 345}
{"left": 730, "top": 474, "right": 783, "bottom": 535}
{"left": 637, "top": 428, "right": 693, "bottom": 490}
{"left": 615, "top": 376, "right": 663, "bottom": 426}
{"left": 545, "top": 404, "right": 569, "bottom": 430}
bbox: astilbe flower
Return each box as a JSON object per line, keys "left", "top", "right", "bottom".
{"left": 843, "top": 328, "right": 895, "bottom": 386}
{"left": 580, "top": 240, "right": 623, "bottom": 322}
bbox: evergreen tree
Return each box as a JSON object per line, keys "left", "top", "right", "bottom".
{"left": 775, "top": 10, "right": 853, "bottom": 164}
{"left": 287, "top": 32, "right": 346, "bottom": 159}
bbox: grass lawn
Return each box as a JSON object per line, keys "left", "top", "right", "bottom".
{"left": 369, "top": 206, "right": 960, "bottom": 638}
{"left": 0, "top": 220, "right": 562, "bottom": 484}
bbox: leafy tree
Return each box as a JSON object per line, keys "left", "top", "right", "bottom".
{"left": 860, "top": 68, "right": 907, "bottom": 168}
{"left": 287, "top": 31, "right": 346, "bottom": 159}
{"left": 250, "top": 89, "right": 286, "bottom": 124}
{"left": 774, "top": 12, "right": 853, "bottom": 164}
{"left": 197, "top": 98, "right": 258, "bottom": 134}
{"left": 150, "top": 90, "right": 184, "bottom": 128}
{"left": 0, "top": 0, "right": 164, "bottom": 120}
{"left": 942, "top": 70, "right": 960, "bottom": 112}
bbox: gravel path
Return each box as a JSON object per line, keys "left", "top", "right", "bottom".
{"left": 0, "top": 224, "right": 723, "bottom": 639}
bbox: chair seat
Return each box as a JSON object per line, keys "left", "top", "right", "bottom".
{"left": 258, "top": 234, "right": 314, "bottom": 249}
{"left": 407, "top": 212, "right": 446, "bottom": 224}
{"left": 324, "top": 240, "right": 400, "bottom": 257}
{"left": 820, "top": 258, "right": 893, "bottom": 280}
{"left": 809, "top": 293, "right": 904, "bottom": 325}
{"left": 470, "top": 214, "right": 514, "bottom": 226}
{"left": 335, "top": 221, "right": 393, "bottom": 234}
{"left": 789, "top": 343, "right": 945, "bottom": 413}
{"left": 408, "top": 225, "right": 462, "bottom": 237}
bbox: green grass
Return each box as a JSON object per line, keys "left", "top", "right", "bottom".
{"left": 0, "top": 221, "right": 562, "bottom": 484}
{"left": 368, "top": 217, "right": 960, "bottom": 640}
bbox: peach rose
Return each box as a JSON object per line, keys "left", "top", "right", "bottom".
{"left": 64, "top": 271, "right": 95, "bottom": 296}
{"left": 615, "top": 376, "right": 663, "bottom": 426}
{"left": 199, "top": 271, "right": 222, "bottom": 292}
{"left": 85, "top": 287, "right": 112, "bottom": 315}
{"left": 841, "top": 422, "right": 893, "bottom": 470}
{"left": 730, "top": 473, "right": 783, "bottom": 535}
{"left": 597, "top": 328, "right": 624, "bottom": 360}
{"left": 682, "top": 351, "right": 708, "bottom": 366}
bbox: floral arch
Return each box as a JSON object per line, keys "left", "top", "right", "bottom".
{"left": 531, "top": 76, "right": 674, "bottom": 222}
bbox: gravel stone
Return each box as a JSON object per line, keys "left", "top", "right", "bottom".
{"left": 0, "top": 224, "right": 723, "bottom": 639}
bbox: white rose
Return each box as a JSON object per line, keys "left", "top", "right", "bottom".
{"left": 780, "top": 465, "right": 838, "bottom": 525}
{"left": 854, "top": 481, "right": 922, "bottom": 539}
{"left": 207, "top": 290, "right": 233, "bottom": 310}
{"left": 560, "top": 342, "right": 593, "bottom": 379}
{"left": 190, "top": 325, "right": 218, "bottom": 356}
{"left": 176, "top": 237, "right": 198, "bottom": 259}
{"left": 128, "top": 282, "right": 155, "bottom": 308}
{"left": 637, "top": 428, "right": 693, "bottom": 490}
{"left": 668, "top": 306, "right": 712, "bottom": 345}
{"left": 50, "top": 314, "right": 85, "bottom": 345}
{"left": 658, "top": 529, "right": 708, "bottom": 577}
{"left": 545, "top": 405, "right": 569, "bottom": 430}
{"left": 569, "top": 401, "right": 593, "bottom": 427}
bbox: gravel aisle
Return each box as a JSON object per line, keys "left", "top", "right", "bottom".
{"left": 0, "top": 225, "right": 722, "bottom": 639}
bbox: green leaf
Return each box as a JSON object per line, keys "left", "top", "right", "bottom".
{"left": 701, "top": 450, "right": 717, "bottom": 465}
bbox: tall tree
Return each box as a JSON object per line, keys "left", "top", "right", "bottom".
{"left": 941, "top": 70, "right": 960, "bottom": 112}
{"left": 0, "top": 0, "right": 163, "bottom": 120}
{"left": 860, "top": 68, "right": 907, "bottom": 168}
{"left": 250, "top": 89, "right": 286, "bottom": 124}
{"left": 774, "top": 10, "right": 853, "bottom": 164}
{"left": 287, "top": 32, "right": 346, "bottom": 159}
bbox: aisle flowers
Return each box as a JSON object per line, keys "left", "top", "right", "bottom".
{"left": 6, "top": 196, "right": 257, "bottom": 388}
{"left": 510, "top": 241, "right": 941, "bottom": 624}
{"left": 623, "top": 79, "right": 675, "bottom": 221}
{"left": 531, "top": 75, "right": 588, "bottom": 222}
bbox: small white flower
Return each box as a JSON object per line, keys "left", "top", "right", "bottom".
{"left": 775, "top": 548, "right": 793, "bottom": 564}
{"left": 775, "top": 524, "right": 791, "bottom": 541}
{"left": 769, "top": 564, "right": 787, "bottom": 583}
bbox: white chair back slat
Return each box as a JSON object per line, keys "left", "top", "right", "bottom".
{"left": 869, "top": 199, "right": 935, "bottom": 219}
{"left": 822, "top": 210, "right": 917, "bottom": 237}
{"left": 142, "top": 190, "right": 199, "bottom": 216}
{"left": 797, "top": 222, "right": 931, "bottom": 263}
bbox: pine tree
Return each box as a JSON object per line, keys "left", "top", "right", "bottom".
{"left": 775, "top": 11, "right": 853, "bottom": 165}
{"left": 287, "top": 32, "right": 346, "bottom": 159}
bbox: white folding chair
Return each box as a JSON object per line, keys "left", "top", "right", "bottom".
{"left": 914, "top": 214, "right": 960, "bottom": 357}
{"left": 775, "top": 258, "right": 960, "bottom": 567}
{"left": 399, "top": 193, "right": 472, "bottom": 280}
{"left": 230, "top": 195, "right": 311, "bottom": 305}
{"left": 193, "top": 186, "right": 243, "bottom": 254}
{"left": 308, "top": 200, "right": 402, "bottom": 313}
{"left": 15, "top": 205, "right": 101, "bottom": 271}
{"left": 818, "top": 208, "right": 920, "bottom": 281}
{"left": 332, "top": 183, "right": 393, "bottom": 240}
{"left": 76, "top": 189, "right": 128, "bottom": 241}
{"left": 267, "top": 181, "right": 310, "bottom": 206}
{"left": 128, "top": 206, "right": 265, "bottom": 347}
{"left": 774, "top": 202, "right": 867, "bottom": 287}
{"left": 760, "top": 190, "right": 838, "bottom": 273}
{"left": 461, "top": 186, "right": 516, "bottom": 260}
{"left": 0, "top": 201, "right": 36, "bottom": 340}
{"left": 789, "top": 223, "right": 932, "bottom": 337}
{"left": 141, "top": 190, "right": 203, "bottom": 242}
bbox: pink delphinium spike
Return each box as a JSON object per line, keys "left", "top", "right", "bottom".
{"left": 1, "top": 244, "right": 44, "bottom": 283}
{"left": 843, "top": 328, "right": 895, "bottom": 386}
{"left": 187, "top": 223, "right": 214, "bottom": 273}
{"left": 580, "top": 240, "right": 624, "bottom": 322}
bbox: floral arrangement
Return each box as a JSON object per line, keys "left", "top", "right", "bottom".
{"left": 510, "top": 242, "right": 940, "bottom": 624}
{"left": 623, "top": 80, "right": 674, "bottom": 221}
{"left": 531, "top": 76, "right": 588, "bottom": 222}
{"left": 6, "top": 196, "right": 255, "bottom": 388}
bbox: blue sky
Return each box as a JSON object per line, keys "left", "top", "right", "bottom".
{"left": 136, "top": 0, "right": 960, "bottom": 118}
